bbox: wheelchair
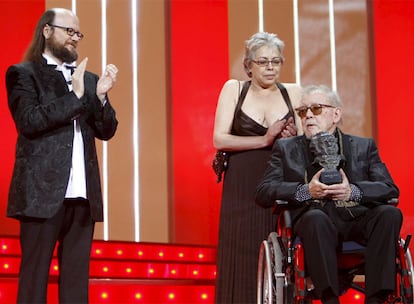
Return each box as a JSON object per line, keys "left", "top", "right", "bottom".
{"left": 257, "top": 200, "right": 414, "bottom": 304}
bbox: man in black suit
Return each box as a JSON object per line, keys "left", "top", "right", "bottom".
{"left": 6, "top": 8, "right": 118, "bottom": 303}
{"left": 255, "top": 85, "right": 402, "bottom": 304}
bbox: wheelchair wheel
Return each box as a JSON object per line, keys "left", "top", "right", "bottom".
{"left": 257, "top": 232, "right": 284, "bottom": 304}
{"left": 400, "top": 239, "right": 414, "bottom": 304}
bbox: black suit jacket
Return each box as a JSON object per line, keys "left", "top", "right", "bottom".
{"left": 255, "top": 131, "right": 399, "bottom": 222}
{"left": 6, "top": 60, "right": 118, "bottom": 222}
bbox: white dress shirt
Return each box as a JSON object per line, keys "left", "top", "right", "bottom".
{"left": 43, "top": 54, "right": 87, "bottom": 199}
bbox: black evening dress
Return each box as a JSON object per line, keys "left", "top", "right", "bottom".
{"left": 215, "top": 81, "right": 294, "bottom": 304}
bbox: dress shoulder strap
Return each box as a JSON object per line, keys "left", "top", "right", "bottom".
{"left": 230, "top": 80, "right": 250, "bottom": 132}
{"left": 235, "top": 80, "right": 251, "bottom": 111}
{"left": 276, "top": 82, "right": 296, "bottom": 124}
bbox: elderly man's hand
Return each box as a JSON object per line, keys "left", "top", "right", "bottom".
{"left": 324, "top": 169, "right": 351, "bottom": 201}
{"left": 309, "top": 169, "right": 351, "bottom": 201}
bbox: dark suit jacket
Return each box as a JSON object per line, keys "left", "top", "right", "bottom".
{"left": 6, "top": 60, "right": 118, "bottom": 222}
{"left": 255, "top": 130, "right": 399, "bottom": 222}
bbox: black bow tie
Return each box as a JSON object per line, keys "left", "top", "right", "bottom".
{"left": 64, "top": 64, "right": 76, "bottom": 74}
{"left": 47, "top": 64, "right": 76, "bottom": 74}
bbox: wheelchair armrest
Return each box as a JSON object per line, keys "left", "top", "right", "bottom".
{"left": 272, "top": 200, "right": 293, "bottom": 230}
{"left": 275, "top": 199, "right": 289, "bottom": 206}
{"left": 388, "top": 198, "right": 399, "bottom": 206}
{"left": 272, "top": 199, "right": 289, "bottom": 215}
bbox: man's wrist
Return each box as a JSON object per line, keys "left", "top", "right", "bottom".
{"left": 349, "top": 184, "right": 362, "bottom": 202}
{"left": 294, "top": 184, "right": 312, "bottom": 202}
{"left": 97, "top": 94, "right": 107, "bottom": 106}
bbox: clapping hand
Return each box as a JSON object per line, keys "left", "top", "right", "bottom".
{"left": 71, "top": 57, "right": 88, "bottom": 99}
{"left": 97, "top": 64, "right": 118, "bottom": 103}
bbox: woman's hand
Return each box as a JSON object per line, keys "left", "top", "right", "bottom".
{"left": 264, "top": 119, "right": 287, "bottom": 145}
{"left": 280, "top": 117, "right": 297, "bottom": 138}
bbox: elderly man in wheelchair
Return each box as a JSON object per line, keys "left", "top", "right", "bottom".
{"left": 255, "top": 85, "right": 412, "bottom": 304}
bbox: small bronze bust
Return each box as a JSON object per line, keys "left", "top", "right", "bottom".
{"left": 310, "top": 131, "right": 342, "bottom": 185}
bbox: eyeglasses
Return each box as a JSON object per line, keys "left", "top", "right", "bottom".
{"left": 295, "top": 104, "right": 335, "bottom": 118}
{"left": 47, "top": 24, "right": 84, "bottom": 40}
{"left": 252, "top": 57, "right": 283, "bottom": 67}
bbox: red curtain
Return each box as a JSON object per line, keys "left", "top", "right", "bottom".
{"left": 372, "top": 0, "right": 414, "bottom": 240}
{"left": 170, "top": 0, "right": 229, "bottom": 244}
{"left": 0, "top": 0, "right": 45, "bottom": 235}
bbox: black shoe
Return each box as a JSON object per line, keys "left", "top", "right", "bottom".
{"left": 321, "top": 288, "right": 339, "bottom": 304}
{"left": 365, "top": 290, "right": 391, "bottom": 304}
{"left": 321, "top": 296, "right": 339, "bottom": 304}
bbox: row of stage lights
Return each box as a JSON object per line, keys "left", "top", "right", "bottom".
{"left": 0, "top": 282, "right": 215, "bottom": 303}
{"left": 1, "top": 239, "right": 216, "bottom": 262}
{"left": 0, "top": 257, "right": 217, "bottom": 280}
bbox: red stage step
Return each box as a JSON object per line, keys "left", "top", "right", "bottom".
{"left": 0, "top": 236, "right": 217, "bottom": 303}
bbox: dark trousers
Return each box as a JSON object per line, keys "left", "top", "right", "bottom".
{"left": 293, "top": 204, "right": 403, "bottom": 301}
{"left": 17, "top": 199, "right": 95, "bottom": 304}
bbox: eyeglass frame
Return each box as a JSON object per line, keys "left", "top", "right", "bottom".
{"left": 47, "top": 24, "right": 84, "bottom": 40}
{"left": 295, "top": 103, "right": 335, "bottom": 119}
{"left": 251, "top": 57, "right": 283, "bottom": 67}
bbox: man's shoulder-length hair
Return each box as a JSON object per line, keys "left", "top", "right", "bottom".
{"left": 23, "top": 9, "right": 56, "bottom": 63}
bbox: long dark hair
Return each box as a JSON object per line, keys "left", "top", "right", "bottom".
{"left": 23, "top": 9, "right": 55, "bottom": 63}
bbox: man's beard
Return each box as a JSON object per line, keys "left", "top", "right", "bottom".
{"left": 46, "top": 36, "right": 78, "bottom": 63}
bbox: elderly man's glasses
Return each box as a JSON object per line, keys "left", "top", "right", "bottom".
{"left": 295, "top": 104, "right": 335, "bottom": 118}
{"left": 252, "top": 57, "right": 283, "bottom": 67}
{"left": 47, "top": 24, "right": 84, "bottom": 40}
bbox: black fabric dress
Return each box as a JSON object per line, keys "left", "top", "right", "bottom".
{"left": 215, "top": 81, "right": 294, "bottom": 304}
